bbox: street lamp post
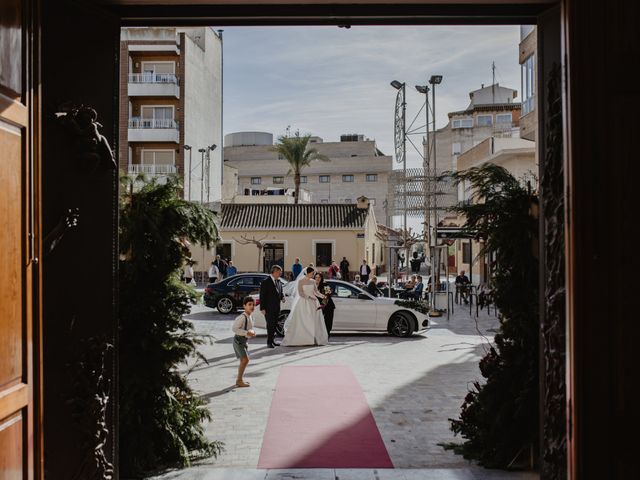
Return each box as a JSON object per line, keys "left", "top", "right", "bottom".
{"left": 205, "top": 144, "right": 217, "bottom": 205}
{"left": 198, "top": 148, "right": 206, "bottom": 206}
{"left": 391, "top": 80, "right": 407, "bottom": 269}
{"left": 415, "top": 84, "right": 431, "bottom": 278}
{"left": 184, "top": 145, "right": 192, "bottom": 200}
{"left": 429, "top": 74, "right": 443, "bottom": 313}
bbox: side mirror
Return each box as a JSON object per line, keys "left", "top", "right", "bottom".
{"left": 357, "top": 293, "right": 372, "bottom": 300}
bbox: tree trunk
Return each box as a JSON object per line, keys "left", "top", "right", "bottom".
{"left": 294, "top": 171, "right": 300, "bottom": 204}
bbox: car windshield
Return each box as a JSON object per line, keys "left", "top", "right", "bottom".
{"left": 328, "top": 281, "right": 361, "bottom": 299}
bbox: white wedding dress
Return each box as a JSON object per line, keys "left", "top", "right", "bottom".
{"left": 281, "top": 277, "right": 329, "bottom": 346}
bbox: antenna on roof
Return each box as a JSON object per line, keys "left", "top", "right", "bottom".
{"left": 492, "top": 61, "right": 496, "bottom": 104}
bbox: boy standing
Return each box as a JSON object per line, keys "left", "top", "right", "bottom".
{"left": 232, "top": 296, "right": 257, "bottom": 387}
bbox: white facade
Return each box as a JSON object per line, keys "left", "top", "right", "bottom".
{"left": 181, "top": 27, "right": 223, "bottom": 205}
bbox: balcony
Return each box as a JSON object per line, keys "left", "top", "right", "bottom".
{"left": 127, "top": 164, "right": 178, "bottom": 176}
{"left": 128, "top": 118, "right": 179, "bottom": 143}
{"left": 128, "top": 73, "right": 180, "bottom": 98}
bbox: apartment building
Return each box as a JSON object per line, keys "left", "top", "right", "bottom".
{"left": 119, "top": 27, "right": 223, "bottom": 204}
{"left": 519, "top": 25, "right": 537, "bottom": 142}
{"left": 223, "top": 131, "right": 392, "bottom": 220}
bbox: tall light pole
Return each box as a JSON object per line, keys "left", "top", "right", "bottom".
{"left": 198, "top": 148, "right": 206, "bottom": 205}
{"left": 429, "top": 74, "right": 443, "bottom": 311}
{"left": 415, "top": 84, "right": 431, "bottom": 270}
{"left": 205, "top": 144, "right": 217, "bottom": 205}
{"left": 184, "top": 145, "right": 192, "bottom": 200}
{"left": 391, "top": 80, "right": 407, "bottom": 269}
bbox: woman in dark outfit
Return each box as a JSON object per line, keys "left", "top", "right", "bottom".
{"left": 315, "top": 272, "right": 335, "bottom": 338}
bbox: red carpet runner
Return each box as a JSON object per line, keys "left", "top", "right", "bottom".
{"left": 257, "top": 365, "right": 393, "bottom": 469}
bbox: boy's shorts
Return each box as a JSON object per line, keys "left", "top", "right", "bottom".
{"left": 233, "top": 335, "right": 249, "bottom": 359}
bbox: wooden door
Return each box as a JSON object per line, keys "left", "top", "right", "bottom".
{"left": 0, "top": 0, "right": 40, "bottom": 479}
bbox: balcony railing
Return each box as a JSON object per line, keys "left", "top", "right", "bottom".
{"left": 128, "top": 164, "right": 178, "bottom": 175}
{"left": 128, "top": 73, "right": 179, "bottom": 84}
{"left": 128, "top": 118, "right": 178, "bottom": 129}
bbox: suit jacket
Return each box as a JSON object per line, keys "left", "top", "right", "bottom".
{"left": 259, "top": 276, "right": 283, "bottom": 314}
{"left": 366, "top": 281, "right": 382, "bottom": 297}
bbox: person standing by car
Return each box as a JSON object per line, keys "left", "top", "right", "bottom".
{"left": 214, "top": 255, "right": 226, "bottom": 280}
{"left": 328, "top": 261, "right": 340, "bottom": 279}
{"left": 208, "top": 261, "right": 219, "bottom": 283}
{"left": 259, "top": 265, "right": 284, "bottom": 348}
{"left": 340, "top": 256, "right": 350, "bottom": 280}
{"left": 353, "top": 274, "right": 364, "bottom": 288}
{"left": 359, "top": 259, "right": 371, "bottom": 284}
{"left": 227, "top": 260, "right": 237, "bottom": 277}
{"left": 366, "top": 275, "right": 383, "bottom": 297}
{"left": 292, "top": 257, "right": 302, "bottom": 279}
{"left": 315, "top": 272, "right": 335, "bottom": 339}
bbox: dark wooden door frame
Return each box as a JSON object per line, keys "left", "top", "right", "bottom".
{"left": 40, "top": 1, "right": 638, "bottom": 479}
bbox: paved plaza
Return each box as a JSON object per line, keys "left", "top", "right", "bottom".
{"left": 153, "top": 298, "right": 538, "bottom": 480}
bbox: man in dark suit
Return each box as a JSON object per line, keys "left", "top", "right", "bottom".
{"left": 359, "top": 259, "right": 371, "bottom": 284}
{"left": 259, "top": 265, "right": 284, "bottom": 348}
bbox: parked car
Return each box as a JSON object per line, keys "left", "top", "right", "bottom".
{"left": 204, "top": 273, "right": 287, "bottom": 314}
{"left": 253, "top": 279, "right": 429, "bottom": 338}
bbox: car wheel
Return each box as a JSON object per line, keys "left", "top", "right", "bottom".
{"left": 216, "top": 295, "right": 235, "bottom": 314}
{"left": 276, "top": 311, "right": 289, "bottom": 337}
{"left": 388, "top": 312, "right": 414, "bottom": 337}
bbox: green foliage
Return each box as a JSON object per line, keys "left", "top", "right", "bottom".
{"left": 443, "top": 163, "right": 539, "bottom": 468}
{"left": 271, "top": 130, "right": 329, "bottom": 203}
{"left": 119, "top": 176, "right": 222, "bottom": 477}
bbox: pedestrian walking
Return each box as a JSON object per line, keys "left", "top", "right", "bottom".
{"left": 359, "top": 259, "right": 371, "bottom": 284}
{"left": 232, "top": 296, "right": 257, "bottom": 388}
{"left": 339, "top": 256, "right": 350, "bottom": 280}
{"left": 208, "top": 261, "right": 219, "bottom": 283}
{"left": 227, "top": 260, "right": 237, "bottom": 277}
{"left": 183, "top": 261, "right": 194, "bottom": 285}
{"left": 292, "top": 257, "right": 303, "bottom": 279}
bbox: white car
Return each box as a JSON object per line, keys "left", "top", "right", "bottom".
{"left": 252, "top": 279, "right": 429, "bottom": 338}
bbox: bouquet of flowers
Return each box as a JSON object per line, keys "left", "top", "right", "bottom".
{"left": 318, "top": 286, "right": 332, "bottom": 310}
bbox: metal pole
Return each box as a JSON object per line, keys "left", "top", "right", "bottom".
{"left": 187, "top": 147, "right": 192, "bottom": 200}
{"left": 432, "top": 82, "right": 438, "bottom": 306}
{"left": 401, "top": 83, "right": 407, "bottom": 270}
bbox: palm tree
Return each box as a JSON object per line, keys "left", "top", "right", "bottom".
{"left": 271, "top": 130, "right": 329, "bottom": 203}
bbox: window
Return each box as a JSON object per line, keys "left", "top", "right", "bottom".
{"left": 372, "top": 244, "right": 376, "bottom": 264}
{"left": 344, "top": 198, "right": 352, "bottom": 204}
{"left": 315, "top": 242, "right": 333, "bottom": 267}
{"left": 342, "top": 174, "right": 354, "bottom": 182}
{"left": 320, "top": 199, "right": 329, "bottom": 203}
{"left": 140, "top": 150, "right": 175, "bottom": 174}
{"left": 452, "top": 118, "right": 473, "bottom": 129}
{"left": 273, "top": 176, "right": 284, "bottom": 184}
{"left": 334, "top": 283, "right": 359, "bottom": 299}
{"left": 462, "top": 242, "right": 471, "bottom": 264}
{"left": 216, "top": 243, "right": 232, "bottom": 260}
{"left": 477, "top": 115, "right": 493, "bottom": 127}
{"left": 140, "top": 106, "right": 175, "bottom": 128}
{"left": 319, "top": 175, "right": 330, "bottom": 183}
{"left": 496, "top": 113, "right": 512, "bottom": 124}
{"left": 452, "top": 142, "right": 462, "bottom": 155}
{"left": 300, "top": 175, "right": 307, "bottom": 183}
{"left": 251, "top": 177, "right": 261, "bottom": 185}
{"left": 521, "top": 54, "right": 535, "bottom": 115}
{"left": 142, "top": 61, "right": 175, "bottom": 74}
{"left": 369, "top": 198, "right": 376, "bottom": 205}
{"left": 366, "top": 174, "right": 378, "bottom": 182}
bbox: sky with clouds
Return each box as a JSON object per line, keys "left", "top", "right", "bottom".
{"left": 222, "top": 25, "right": 522, "bottom": 168}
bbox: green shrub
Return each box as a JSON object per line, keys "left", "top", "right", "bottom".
{"left": 119, "top": 176, "right": 222, "bottom": 477}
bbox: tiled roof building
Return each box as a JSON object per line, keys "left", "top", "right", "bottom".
{"left": 220, "top": 203, "right": 369, "bottom": 230}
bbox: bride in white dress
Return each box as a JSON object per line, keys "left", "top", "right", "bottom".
{"left": 281, "top": 267, "right": 329, "bottom": 346}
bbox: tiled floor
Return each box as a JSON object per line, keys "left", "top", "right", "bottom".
{"left": 151, "top": 301, "right": 537, "bottom": 480}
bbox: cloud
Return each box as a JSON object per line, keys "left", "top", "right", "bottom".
{"left": 222, "top": 25, "right": 521, "bottom": 166}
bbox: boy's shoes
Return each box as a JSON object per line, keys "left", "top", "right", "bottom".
{"left": 273, "top": 341, "right": 280, "bottom": 346}
{"left": 267, "top": 343, "right": 276, "bottom": 348}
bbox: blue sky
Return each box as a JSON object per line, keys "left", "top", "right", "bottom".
{"left": 222, "top": 25, "right": 521, "bottom": 168}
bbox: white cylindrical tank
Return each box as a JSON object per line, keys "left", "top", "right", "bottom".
{"left": 224, "top": 131, "right": 273, "bottom": 147}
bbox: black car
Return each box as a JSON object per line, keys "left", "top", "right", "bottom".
{"left": 204, "top": 273, "right": 271, "bottom": 314}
